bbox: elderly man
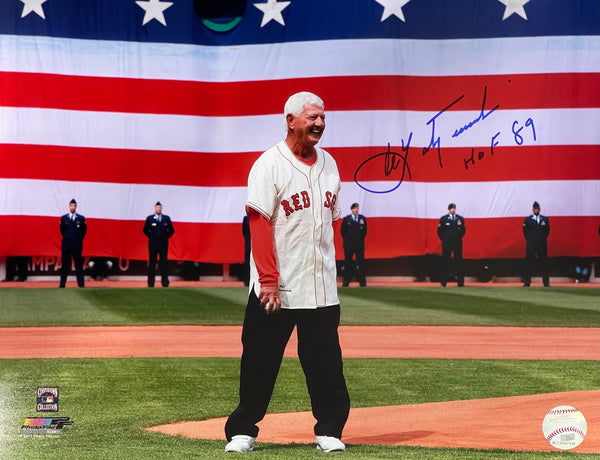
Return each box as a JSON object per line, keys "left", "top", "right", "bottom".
{"left": 225, "top": 92, "right": 350, "bottom": 453}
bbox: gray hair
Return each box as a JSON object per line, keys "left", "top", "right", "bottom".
{"left": 283, "top": 92, "right": 324, "bottom": 129}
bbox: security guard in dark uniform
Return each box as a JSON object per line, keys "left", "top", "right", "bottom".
{"left": 143, "top": 201, "right": 175, "bottom": 287}
{"left": 59, "top": 198, "right": 87, "bottom": 288}
{"left": 341, "top": 203, "right": 367, "bottom": 287}
{"left": 522, "top": 201, "right": 550, "bottom": 287}
{"left": 437, "top": 203, "right": 465, "bottom": 287}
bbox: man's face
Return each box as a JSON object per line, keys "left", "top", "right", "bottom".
{"left": 352, "top": 207, "right": 359, "bottom": 216}
{"left": 533, "top": 207, "right": 540, "bottom": 215}
{"left": 69, "top": 203, "right": 77, "bottom": 214}
{"left": 288, "top": 103, "right": 325, "bottom": 148}
{"left": 155, "top": 205, "right": 162, "bottom": 215}
{"left": 449, "top": 207, "right": 456, "bottom": 215}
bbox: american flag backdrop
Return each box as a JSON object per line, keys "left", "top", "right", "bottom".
{"left": 1, "top": 0, "right": 599, "bottom": 263}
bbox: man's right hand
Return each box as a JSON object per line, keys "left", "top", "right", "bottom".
{"left": 258, "top": 285, "right": 281, "bottom": 314}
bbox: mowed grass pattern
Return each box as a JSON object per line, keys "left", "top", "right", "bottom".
{"left": 0, "top": 286, "right": 598, "bottom": 327}
{"left": 0, "top": 286, "right": 598, "bottom": 459}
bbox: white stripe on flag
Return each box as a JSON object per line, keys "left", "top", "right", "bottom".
{"left": 339, "top": 180, "right": 600, "bottom": 219}
{"left": 1, "top": 35, "right": 598, "bottom": 81}
{"left": 2, "top": 179, "right": 598, "bottom": 222}
{"left": 1, "top": 107, "right": 598, "bottom": 153}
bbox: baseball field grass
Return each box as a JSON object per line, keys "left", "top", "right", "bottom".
{"left": 0, "top": 286, "right": 598, "bottom": 327}
{"left": 0, "top": 286, "right": 598, "bottom": 459}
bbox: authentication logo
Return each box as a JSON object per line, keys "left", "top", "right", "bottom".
{"left": 20, "top": 417, "right": 73, "bottom": 435}
{"left": 37, "top": 387, "right": 59, "bottom": 412}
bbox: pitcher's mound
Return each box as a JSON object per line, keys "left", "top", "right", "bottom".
{"left": 148, "top": 390, "right": 599, "bottom": 453}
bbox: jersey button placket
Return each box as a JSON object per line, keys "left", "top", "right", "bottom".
{"left": 310, "top": 168, "right": 325, "bottom": 305}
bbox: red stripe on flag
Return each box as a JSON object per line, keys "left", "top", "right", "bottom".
{"left": 0, "top": 216, "right": 246, "bottom": 263}
{"left": 0, "top": 144, "right": 260, "bottom": 186}
{"left": 2, "top": 215, "right": 598, "bottom": 261}
{"left": 1, "top": 72, "right": 598, "bottom": 115}
{"left": 1, "top": 144, "right": 598, "bottom": 186}
{"left": 335, "top": 216, "right": 600, "bottom": 259}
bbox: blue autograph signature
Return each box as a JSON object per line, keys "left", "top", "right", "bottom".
{"left": 451, "top": 86, "right": 499, "bottom": 139}
{"left": 353, "top": 86, "right": 537, "bottom": 193}
{"left": 354, "top": 86, "right": 524, "bottom": 193}
{"left": 354, "top": 134, "right": 413, "bottom": 194}
{"left": 464, "top": 117, "right": 536, "bottom": 170}
{"left": 422, "top": 94, "right": 464, "bottom": 169}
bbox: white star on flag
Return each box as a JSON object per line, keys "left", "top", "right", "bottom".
{"left": 254, "top": 0, "right": 291, "bottom": 27}
{"left": 135, "top": 0, "right": 174, "bottom": 26}
{"left": 374, "top": 0, "right": 411, "bottom": 22}
{"left": 498, "top": 0, "right": 530, "bottom": 20}
{"left": 20, "top": 0, "right": 48, "bottom": 19}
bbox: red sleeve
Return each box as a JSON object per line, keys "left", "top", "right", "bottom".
{"left": 247, "top": 207, "right": 279, "bottom": 286}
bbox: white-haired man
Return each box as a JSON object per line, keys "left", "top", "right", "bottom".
{"left": 225, "top": 92, "right": 350, "bottom": 453}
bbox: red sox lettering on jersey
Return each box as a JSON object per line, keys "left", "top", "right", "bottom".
{"left": 246, "top": 140, "right": 341, "bottom": 309}
{"left": 281, "top": 190, "right": 337, "bottom": 216}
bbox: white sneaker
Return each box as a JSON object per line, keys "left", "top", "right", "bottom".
{"left": 316, "top": 435, "right": 345, "bottom": 452}
{"left": 225, "top": 435, "right": 255, "bottom": 452}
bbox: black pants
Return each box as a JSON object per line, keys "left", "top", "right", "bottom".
{"left": 225, "top": 291, "right": 350, "bottom": 441}
{"left": 441, "top": 242, "right": 463, "bottom": 286}
{"left": 343, "top": 247, "right": 366, "bottom": 286}
{"left": 148, "top": 241, "right": 169, "bottom": 287}
{"left": 60, "top": 248, "right": 84, "bottom": 287}
{"left": 523, "top": 250, "right": 549, "bottom": 286}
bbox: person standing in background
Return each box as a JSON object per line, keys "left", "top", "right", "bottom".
{"left": 437, "top": 203, "right": 465, "bottom": 287}
{"left": 2, "top": 256, "right": 30, "bottom": 282}
{"left": 59, "top": 199, "right": 87, "bottom": 288}
{"left": 522, "top": 201, "right": 550, "bottom": 287}
{"left": 341, "top": 203, "right": 367, "bottom": 287}
{"left": 143, "top": 201, "right": 174, "bottom": 287}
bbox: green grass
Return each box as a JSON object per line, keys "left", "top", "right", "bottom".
{"left": 0, "top": 287, "right": 248, "bottom": 326}
{"left": 0, "top": 286, "right": 598, "bottom": 459}
{"left": 339, "top": 286, "right": 600, "bottom": 326}
{"left": 0, "top": 286, "right": 598, "bottom": 327}
{"left": 0, "top": 358, "right": 597, "bottom": 460}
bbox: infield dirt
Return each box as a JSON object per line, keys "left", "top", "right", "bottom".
{"left": 1, "top": 323, "right": 598, "bottom": 453}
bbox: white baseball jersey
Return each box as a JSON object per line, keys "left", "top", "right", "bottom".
{"left": 247, "top": 140, "right": 341, "bottom": 309}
